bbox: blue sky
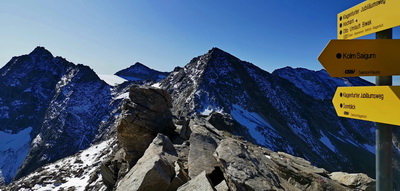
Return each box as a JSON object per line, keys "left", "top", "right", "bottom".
{"left": 1, "top": 0, "right": 399, "bottom": 82}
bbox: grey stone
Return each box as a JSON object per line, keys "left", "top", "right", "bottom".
{"left": 177, "top": 171, "right": 214, "bottom": 191}
{"left": 100, "top": 163, "right": 117, "bottom": 188}
{"left": 166, "top": 161, "right": 190, "bottom": 191}
{"left": 117, "top": 86, "right": 175, "bottom": 166}
{"left": 330, "top": 172, "right": 376, "bottom": 191}
{"left": 214, "top": 138, "right": 354, "bottom": 191}
{"left": 116, "top": 134, "right": 178, "bottom": 191}
{"left": 188, "top": 133, "right": 219, "bottom": 178}
{"left": 214, "top": 138, "right": 286, "bottom": 191}
{"left": 215, "top": 180, "right": 229, "bottom": 191}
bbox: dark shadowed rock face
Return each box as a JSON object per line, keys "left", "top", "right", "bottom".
{"left": 116, "top": 85, "right": 176, "bottom": 166}
{"left": 0, "top": 47, "right": 116, "bottom": 184}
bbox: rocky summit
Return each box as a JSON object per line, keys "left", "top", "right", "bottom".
{"left": 0, "top": 47, "right": 397, "bottom": 190}
{"left": 116, "top": 85, "right": 176, "bottom": 166}
{"left": 99, "top": 86, "right": 376, "bottom": 191}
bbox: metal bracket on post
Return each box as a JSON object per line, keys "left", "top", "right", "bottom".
{"left": 376, "top": 28, "right": 393, "bottom": 191}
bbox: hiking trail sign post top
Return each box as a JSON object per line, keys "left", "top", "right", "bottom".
{"left": 332, "top": 86, "right": 400, "bottom": 126}
{"left": 318, "top": 39, "right": 400, "bottom": 77}
{"left": 338, "top": 0, "right": 400, "bottom": 39}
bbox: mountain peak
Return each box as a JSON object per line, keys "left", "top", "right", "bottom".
{"left": 207, "top": 47, "right": 229, "bottom": 56}
{"left": 29, "top": 46, "right": 54, "bottom": 58}
{"left": 132, "top": 62, "right": 147, "bottom": 68}
{"left": 115, "top": 62, "right": 170, "bottom": 82}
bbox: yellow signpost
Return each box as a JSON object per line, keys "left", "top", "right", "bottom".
{"left": 333, "top": 1, "right": 398, "bottom": 190}
{"left": 318, "top": 39, "right": 400, "bottom": 77}
{"left": 333, "top": 86, "right": 400, "bottom": 126}
{"left": 338, "top": 0, "right": 400, "bottom": 39}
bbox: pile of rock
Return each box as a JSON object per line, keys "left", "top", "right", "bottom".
{"left": 102, "top": 86, "right": 376, "bottom": 191}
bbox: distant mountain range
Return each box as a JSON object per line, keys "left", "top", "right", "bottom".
{"left": 0, "top": 46, "right": 399, "bottom": 190}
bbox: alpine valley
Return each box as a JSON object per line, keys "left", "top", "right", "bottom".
{"left": 0, "top": 47, "right": 398, "bottom": 190}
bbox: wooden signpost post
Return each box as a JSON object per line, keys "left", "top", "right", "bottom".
{"left": 319, "top": 0, "right": 400, "bottom": 190}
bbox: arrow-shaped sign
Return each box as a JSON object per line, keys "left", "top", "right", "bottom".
{"left": 318, "top": 39, "right": 400, "bottom": 77}
{"left": 333, "top": 86, "right": 400, "bottom": 126}
{"left": 338, "top": 0, "right": 400, "bottom": 39}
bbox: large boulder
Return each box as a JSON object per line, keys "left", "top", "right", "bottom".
{"left": 116, "top": 134, "right": 178, "bottom": 191}
{"left": 188, "top": 133, "right": 219, "bottom": 178}
{"left": 177, "top": 171, "right": 214, "bottom": 191}
{"left": 330, "top": 172, "right": 376, "bottom": 191}
{"left": 116, "top": 86, "right": 175, "bottom": 166}
{"left": 214, "top": 138, "right": 289, "bottom": 190}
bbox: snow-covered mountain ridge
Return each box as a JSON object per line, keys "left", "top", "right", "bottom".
{"left": 0, "top": 47, "right": 127, "bottom": 184}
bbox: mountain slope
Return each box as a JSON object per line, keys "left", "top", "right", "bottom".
{"left": 160, "top": 47, "right": 377, "bottom": 177}
{"left": 273, "top": 67, "right": 373, "bottom": 100}
{"left": 0, "top": 47, "right": 75, "bottom": 183}
{"left": 115, "top": 62, "right": 169, "bottom": 82}
{"left": 0, "top": 47, "right": 121, "bottom": 184}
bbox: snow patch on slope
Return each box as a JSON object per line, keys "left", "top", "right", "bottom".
{"left": 20, "top": 138, "right": 115, "bottom": 191}
{"left": 319, "top": 131, "right": 336, "bottom": 153}
{"left": 116, "top": 92, "right": 129, "bottom": 100}
{"left": 200, "top": 106, "right": 223, "bottom": 115}
{"left": 230, "top": 104, "right": 271, "bottom": 145}
{"left": 0, "top": 127, "right": 32, "bottom": 184}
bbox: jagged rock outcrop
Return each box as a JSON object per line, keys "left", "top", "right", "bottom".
{"left": 215, "top": 137, "right": 348, "bottom": 191}
{"left": 116, "top": 134, "right": 178, "bottom": 191}
{"left": 106, "top": 92, "right": 375, "bottom": 191}
{"left": 116, "top": 85, "right": 176, "bottom": 166}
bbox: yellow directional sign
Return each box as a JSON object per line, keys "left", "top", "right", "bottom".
{"left": 333, "top": 86, "right": 400, "bottom": 126}
{"left": 338, "top": 0, "right": 400, "bottom": 39}
{"left": 318, "top": 39, "right": 400, "bottom": 77}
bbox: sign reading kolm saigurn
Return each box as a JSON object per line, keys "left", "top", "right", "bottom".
{"left": 338, "top": 0, "right": 400, "bottom": 39}
{"left": 318, "top": 39, "right": 400, "bottom": 77}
